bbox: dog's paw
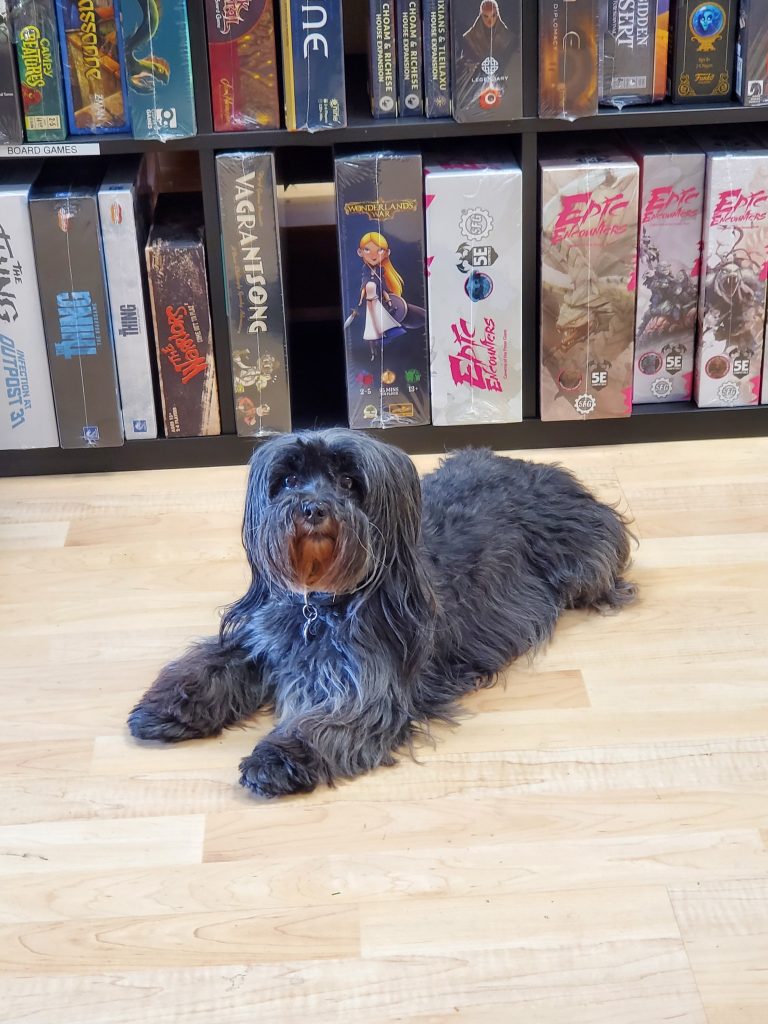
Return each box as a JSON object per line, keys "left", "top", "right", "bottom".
{"left": 127, "top": 703, "right": 211, "bottom": 743}
{"left": 239, "top": 739, "right": 317, "bottom": 799}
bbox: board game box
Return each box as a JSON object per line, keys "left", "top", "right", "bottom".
{"left": 670, "top": 0, "right": 737, "bottom": 102}
{"left": 335, "top": 151, "right": 431, "bottom": 429}
{"left": 216, "top": 151, "right": 291, "bottom": 437}
{"left": 540, "top": 145, "right": 639, "bottom": 420}
{"left": 30, "top": 165, "right": 123, "bottom": 448}
{"left": 10, "top": 0, "right": 67, "bottom": 141}
{"left": 145, "top": 194, "right": 220, "bottom": 437}
{"left": 0, "top": 1, "right": 23, "bottom": 143}
{"left": 0, "top": 161, "right": 58, "bottom": 450}
{"left": 206, "top": 0, "right": 280, "bottom": 131}
{"left": 736, "top": 0, "right": 768, "bottom": 106}
{"left": 396, "top": 0, "right": 422, "bottom": 116}
{"left": 425, "top": 161, "right": 523, "bottom": 426}
{"left": 599, "top": 0, "right": 669, "bottom": 107}
{"left": 120, "top": 0, "right": 196, "bottom": 140}
{"left": 367, "top": 0, "right": 398, "bottom": 117}
{"left": 539, "top": 0, "right": 599, "bottom": 119}
{"left": 423, "top": 0, "right": 450, "bottom": 117}
{"left": 630, "top": 136, "right": 705, "bottom": 404}
{"left": 55, "top": 0, "right": 130, "bottom": 133}
{"left": 693, "top": 134, "right": 767, "bottom": 408}
{"left": 98, "top": 156, "right": 158, "bottom": 440}
{"left": 279, "top": 0, "right": 346, "bottom": 131}
{"left": 451, "top": 0, "right": 521, "bottom": 122}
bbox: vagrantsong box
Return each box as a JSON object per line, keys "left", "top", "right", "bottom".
{"left": 10, "top": 0, "right": 67, "bottom": 142}
{"left": 451, "top": 0, "right": 521, "bottom": 122}
{"left": 694, "top": 135, "right": 768, "bottom": 408}
{"left": 30, "top": 167, "right": 123, "bottom": 448}
{"left": 540, "top": 146, "right": 639, "bottom": 421}
{"left": 206, "top": 0, "right": 280, "bottom": 131}
{"left": 279, "top": 0, "right": 346, "bottom": 131}
{"left": 55, "top": 0, "right": 129, "bottom": 133}
{"left": 670, "top": 0, "right": 737, "bottom": 102}
{"left": 0, "top": 1, "right": 23, "bottom": 143}
{"left": 423, "top": 0, "right": 450, "bottom": 116}
{"left": 425, "top": 162, "right": 522, "bottom": 426}
{"left": 335, "top": 151, "right": 431, "bottom": 429}
{"left": 539, "top": 0, "right": 599, "bottom": 120}
{"left": 98, "top": 157, "right": 158, "bottom": 440}
{"left": 367, "top": 0, "right": 398, "bottom": 117}
{"left": 216, "top": 152, "right": 291, "bottom": 437}
{"left": 146, "top": 195, "right": 220, "bottom": 437}
{"left": 599, "top": 0, "right": 669, "bottom": 107}
{"left": 0, "top": 161, "right": 58, "bottom": 450}
{"left": 630, "top": 137, "right": 705, "bottom": 404}
{"left": 736, "top": 0, "right": 768, "bottom": 106}
{"left": 396, "top": 0, "right": 423, "bottom": 116}
{"left": 120, "top": 0, "right": 195, "bottom": 140}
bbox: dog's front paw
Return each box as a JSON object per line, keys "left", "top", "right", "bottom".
{"left": 127, "top": 701, "right": 213, "bottom": 743}
{"left": 239, "top": 739, "right": 317, "bottom": 798}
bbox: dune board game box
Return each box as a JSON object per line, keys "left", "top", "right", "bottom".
{"left": 30, "top": 166, "right": 123, "bottom": 448}
{"left": 425, "top": 161, "right": 522, "bottom": 425}
{"left": 98, "top": 157, "right": 158, "bottom": 440}
{"left": 146, "top": 195, "right": 220, "bottom": 437}
{"left": 540, "top": 145, "right": 639, "bottom": 421}
{"left": 630, "top": 137, "right": 705, "bottom": 404}
{"left": 0, "top": 161, "right": 59, "bottom": 450}
{"left": 335, "top": 151, "right": 431, "bottom": 429}
{"left": 55, "top": 0, "right": 129, "bottom": 133}
{"left": 279, "top": 0, "right": 346, "bottom": 131}
{"left": 206, "top": 0, "right": 280, "bottom": 131}
{"left": 693, "top": 135, "right": 768, "bottom": 408}
{"left": 423, "top": 0, "right": 450, "bottom": 116}
{"left": 396, "top": 0, "right": 423, "bottom": 116}
{"left": 216, "top": 151, "right": 291, "bottom": 437}
{"left": 367, "top": 0, "right": 398, "bottom": 117}
{"left": 539, "top": 0, "right": 599, "bottom": 119}
{"left": 736, "top": 0, "right": 768, "bottom": 106}
{"left": 120, "top": 0, "right": 195, "bottom": 140}
{"left": 599, "top": 0, "right": 669, "bottom": 107}
{"left": 0, "top": 1, "right": 23, "bottom": 142}
{"left": 11, "top": 0, "right": 67, "bottom": 141}
{"left": 451, "top": 0, "right": 521, "bottom": 122}
{"left": 670, "top": 0, "right": 737, "bottom": 102}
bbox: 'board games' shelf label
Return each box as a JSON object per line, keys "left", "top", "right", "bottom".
{"left": 0, "top": 142, "right": 100, "bottom": 156}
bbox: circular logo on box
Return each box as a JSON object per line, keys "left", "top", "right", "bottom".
{"left": 379, "top": 96, "right": 395, "bottom": 113}
{"left": 638, "top": 351, "right": 663, "bottom": 375}
{"left": 405, "top": 93, "right": 420, "bottom": 110}
{"left": 651, "top": 378, "right": 674, "bottom": 400}
{"left": 557, "top": 369, "right": 583, "bottom": 393}
{"left": 705, "top": 354, "right": 730, "bottom": 379}
{"left": 690, "top": 4, "right": 725, "bottom": 46}
{"left": 574, "top": 393, "right": 597, "bottom": 416}
{"left": 716, "top": 381, "right": 740, "bottom": 406}
{"left": 479, "top": 87, "right": 502, "bottom": 110}
{"left": 465, "top": 272, "right": 494, "bottom": 302}
{"left": 481, "top": 56, "right": 499, "bottom": 77}
{"left": 459, "top": 207, "right": 494, "bottom": 241}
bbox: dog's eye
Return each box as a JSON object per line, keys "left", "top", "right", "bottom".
{"left": 339, "top": 475, "right": 354, "bottom": 491}
{"left": 284, "top": 474, "right": 299, "bottom": 489}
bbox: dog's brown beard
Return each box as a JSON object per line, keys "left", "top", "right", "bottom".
{"left": 284, "top": 516, "right": 371, "bottom": 595}
{"left": 291, "top": 533, "right": 338, "bottom": 590}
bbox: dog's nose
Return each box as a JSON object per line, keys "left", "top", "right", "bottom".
{"left": 301, "top": 500, "right": 328, "bottom": 524}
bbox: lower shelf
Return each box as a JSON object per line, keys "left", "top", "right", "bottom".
{"left": 2, "top": 403, "right": 767, "bottom": 477}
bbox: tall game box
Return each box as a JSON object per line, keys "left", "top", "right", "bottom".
{"left": 206, "top": 0, "right": 280, "bottom": 131}
{"left": 396, "top": 0, "right": 423, "bottom": 116}
{"left": 30, "top": 166, "right": 123, "bottom": 448}
{"left": 145, "top": 195, "right": 220, "bottom": 437}
{"left": 599, "top": 1, "right": 669, "bottom": 107}
{"left": 425, "top": 162, "right": 523, "bottom": 425}
{"left": 0, "top": 162, "right": 58, "bottom": 450}
{"left": 736, "top": 0, "right": 768, "bottom": 106}
{"left": 0, "top": 1, "right": 23, "bottom": 142}
{"left": 98, "top": 156, "right": 158, "bottom": 440}
{"left": 670, "top": 0, "right": 737, "bottom": 102}
{"left": 335, "top": 151, "right": 431, "bottom": 428}
{"left": 216, "top": 152, "right": 291, "bottom": 436}
{"left": 451, "top": 0, "right": 521, "bottom": 122}
{"left": 540, "top": 146, "right": 639, "bottom": 421}
{"left": 10, "top": 0, "right": 68, "bottom": 141}
{"left": 55, "top": 0, "right": 130, "bottom": 133}
{"left": 539, "top": 0, "right": 599, "bottom": 119}
{"left": 630, "top": 137, "right": 705, "bottom": 404}
{"left": 279, "top": 0, "right": 346, "bottom": 131}
{"left": 120, "top": 0, "right": 196, "bottom": 140}
{"left": 694, "top": 134, "right": 767, "bottom": 408}
{"left": 367, "top": 0, "right": 398, "bottom": 117}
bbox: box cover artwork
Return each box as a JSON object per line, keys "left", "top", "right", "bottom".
{"left": 736, "top": 0, "right": 768, "bottom": 106}
{"left": 539, "top": 0, "right": 599, "bottom": 120}
{"left": 599, "top": 0, "right": 669, "bottom": 107}
{"left": 423, "top": 0, "right": 450, "bottom": 116}
{"left": 336, "top": 151, "right": 431, "bottom": 429}
{"left": 540, "top": 147, "right": 639, "bottom": 420}
{"left": 11, "top": 0, "right": 67, "bottom": 141}
{"left": 279, "top": 0, "right": 346, "bottom": 131}
{"left": 451, "top": 0, "right": 521, "bottom": 122}
{"left": 670, "top": 0, "right": 737, "bottom": 102}
{"left": 0, "top": 0, "right": 24, "bottom": 143}
{"left": 425, "top": 161, "right": 523, "bottom": 425}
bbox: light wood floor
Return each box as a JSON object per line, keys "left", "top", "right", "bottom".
{"left": 1, "top": 437, "right": 767, "bottom": 1024}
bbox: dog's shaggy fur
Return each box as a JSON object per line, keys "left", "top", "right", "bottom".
{"left": 128, "top": 429, "right": 635, "bottom": 797}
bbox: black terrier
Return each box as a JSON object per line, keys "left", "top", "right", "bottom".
{"left": 128, "top": 429, "right": 635, "bottom": 797}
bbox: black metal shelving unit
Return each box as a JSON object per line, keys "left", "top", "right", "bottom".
{"left": 2, "top": 4, "right": 767, "bottom": 478}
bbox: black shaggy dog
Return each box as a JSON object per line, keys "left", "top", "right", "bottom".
{"left": 129, "top": 429, "right": 635, "bottom": 797}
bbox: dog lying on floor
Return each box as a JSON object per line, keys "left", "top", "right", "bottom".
{"left": 128, "top": 429, "right": 635, "bottom": 797}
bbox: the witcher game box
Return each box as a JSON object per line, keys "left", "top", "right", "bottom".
{"left": 396, "top": 0, "right": 423, "bottom": 116}
{"left": 599, "top": 0, "right": 669, "bottom": 107}
{"left": 206, "top": 0, "right": 280, "bottom": 132}
{"left": 630, "top": 136, "right": 705, "bottom": 404}
{"left": 335, "top": 151, "right": 431, "bottom": 429}
{"left": 29, "top": 165, "right": 124, "bottom": 448}
{"left": 540, "top": 145, "right": 640, "bottom": 421}
{"left": 0, "top": 1, "right": 23, "bottom": 143}
{"left": 736, "top": 0, "right": 768, "bottom": 106}
{"left": 11, "top": 0, "right": 67, "bottom": 142}
{"left": 539, "top": 0, "right": 599, "bottom": 120}
{"left": 367, "top": 0, "right": 398, "bottom": 117}
{"left": 670, "top": 0, "right": 737, "bottom": 102}
{"left": 451, "top": 0, "right": 521, "bottom": 122}
{"left": 216, "top": 151, "right": 291, "bottom": 437}
{"left": 423, "top": 0, "right": 450, "bottom": 116}
{"left": 146, "top": 195, "right": 221, "bottom": 437}
{"left": 279, "top": 0, "right": 346, "bottom": 131}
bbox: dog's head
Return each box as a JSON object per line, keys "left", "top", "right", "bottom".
{"left": 241, "top": 429, "right": 423, "bottom": 596}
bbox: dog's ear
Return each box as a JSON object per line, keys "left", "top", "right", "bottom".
{"left": 359, "top": 437, "right": 424, "bottom": 548}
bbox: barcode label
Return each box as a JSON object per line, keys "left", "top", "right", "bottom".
{"left": 26, "top": 115, "right": 63, "bottom": 130}
{"left": 611, "top": 76, "right": 648, "bottom": 90}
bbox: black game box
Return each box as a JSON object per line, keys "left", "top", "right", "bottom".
{"left": 368, "top": 0, "right": 398, "bottom": 117}
{"left": 423, "top": 0, "right": 451, "bottom": 116}
{"left": 736, "top": 0, "right": 768, "bottom": 106}
{"left": 0, "top": 1, "right": 23, "bottom": 143}
{"left": 670, "top": 0, "right": 737, "bottom": 102}
{"left": 451, "top": 0, "right": 521, "bottom": 122}
{"left": 396, "top": 0, "right": 423, "bottom": 116}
